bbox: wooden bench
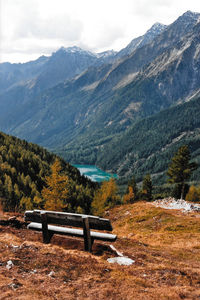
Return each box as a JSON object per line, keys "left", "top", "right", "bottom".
{"left": 24, "top": 210, "right": 117, "bottom": 252}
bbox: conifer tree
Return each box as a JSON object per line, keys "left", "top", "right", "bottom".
{"left": 185, "top": 185, "right": 200, "bottom": 203}
{"left": 20, "top": 196, "right": 34, "bottom": 210}
{"left": 167, "top": 145, "right": 197, "bottom": 199}
{"left": 142, "top": 174, "right": 152, "bottom": 201}
{"left": 124, "top": 175, "right": 138, "bottom": 202}
{"left": 41, "top": 159, "right": 69, "bottom": 211}
{"left": 92, "top": 178, "right": 120, "bottom": 216}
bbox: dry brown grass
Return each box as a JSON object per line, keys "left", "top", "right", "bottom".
{"left": 0, "top": 202, "right": 200, "bottom": 299}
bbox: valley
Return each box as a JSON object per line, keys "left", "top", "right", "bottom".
{"left": 0, "top": 11, "right": 200, "bottom": 186}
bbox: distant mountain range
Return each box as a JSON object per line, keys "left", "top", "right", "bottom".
{"left": 0, "top": 10, "right": 200, "bottom": 184}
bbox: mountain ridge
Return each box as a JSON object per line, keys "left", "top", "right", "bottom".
{"left": 0, "top": 11, "right": 200, "bottom": 184}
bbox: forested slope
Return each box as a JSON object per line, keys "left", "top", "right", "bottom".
{"left": 59, "top": 96, "right": 200, "bottom": 185}
{"left": 0, "top": 132, "right": 97, "bottom": 212}
{"left": 96, "top": 96, "right": 200, "bottom": 183}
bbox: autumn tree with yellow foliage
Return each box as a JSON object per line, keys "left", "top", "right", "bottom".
{"left": 123, "top": 186, "right": 135, "bottom": 203}
{"left": 123, "top": 176, "right": 138, "bottom": 203}
{"left": 41, "top": 159, "right": 69, "bottom": 211}
{"left": 186, "top": 185, "right": 200, "bottom": 203}
{"left": 92, "top": 178, "right": 120, "bottom": 216}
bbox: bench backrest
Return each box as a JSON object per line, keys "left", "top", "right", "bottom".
{"left": 25, "top": 210, "right": 113, "bottom": 231}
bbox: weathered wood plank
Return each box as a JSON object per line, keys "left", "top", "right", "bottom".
{"left": 25, "top": 209, "right": 117, "bottom": 252}
{"left": 25, "top": 210, "right": 113, "bottom": 231}
{"left": 27, "top": 222, "right": 117, "bottom": 241}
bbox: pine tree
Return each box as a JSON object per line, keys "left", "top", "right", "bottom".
{"left": 41, "top": 159, "right": 69, "bottom": 211}
{"left": 142, "top": 174, "right": 152, "bottom": 201}
{"left": 20, "top": 196, "right": 33, "bottom": 210}
{"left": 167, "top": 145, "right": 197, "bottom": 199}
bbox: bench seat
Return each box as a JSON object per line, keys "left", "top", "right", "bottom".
{"left": 25, "top": 210, "right": 117, "bottom": 252}
{"left": 28, "top": 222, "right": 117, "bottom": 241}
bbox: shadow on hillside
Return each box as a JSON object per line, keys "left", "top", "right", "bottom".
{"left": 22, "top": 228, "right": 116, "bottom": 256}
{"left": 51, "top": 235, "right": 115, "bottom": 256}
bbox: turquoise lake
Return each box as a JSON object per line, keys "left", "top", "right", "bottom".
{"left": 74, "top": 165, "right": 118, "bottom": 182}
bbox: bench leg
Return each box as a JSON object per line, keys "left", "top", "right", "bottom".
{"left": 41, "top": 212, "right": 53, "bottom": 244}
{"left": 42, "top": 231, "right": 54, "bottom": 244}
{"left": 82, "top": 217, "right": 93, "bottom": 252}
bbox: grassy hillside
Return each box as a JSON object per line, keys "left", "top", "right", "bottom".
{"left": 0, "top": 131, "right": 97, "bottom": 212}
{"left": 110, "top": 201, "right": 200, "bottom": 249}
{"left": 0, "top": 201, "right": 200, "bottom": 299}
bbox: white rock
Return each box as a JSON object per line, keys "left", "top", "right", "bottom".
{"left": 6, "top": 260, "right": 14, "bottom": 270}
{"left": 48, "top": 271, "right": 55, "bottom": 277}
{"left": 12, "top": 245, "right": 19, "bottom": 249}
{"left": 107, "top": 256, "right": 135, "bottom": 266}
{"left": 153, "top": 198, "right": 200, "bottom": 212}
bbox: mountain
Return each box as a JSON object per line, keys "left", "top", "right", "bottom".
{"left": 95, "top": 95, "right": 200, "bottom": 183}
{"left": 0, "top": 11, "right": 200, "bottom": 184}
{"left": 97, "top": 50, "right": 117, "bottom": 58}
{"left": 89, "top": 10, "right": 200, "bottom": 100}
{"left": 32, "top": 46, "right": 99, "bottom": 92}
{"left": 0, "top": 46, "right": 117, "bottom": 96}
{"left": 0, "top": 55, "right": 48, "bottom": 93}
{"left": 0, "top": 46, "right": 100, "bottom": 95}
{"left": 56, "top": 95, "right": 200, "bottom": 186}
{"left": 117, "top": 22, "right": 167, "bottom": 58}
{"left": 0, "top": 45, "right": 115, "bottom": 132}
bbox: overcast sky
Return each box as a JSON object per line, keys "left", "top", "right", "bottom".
{"left": 1, "top": 0, "right": 200, "bottom": 63}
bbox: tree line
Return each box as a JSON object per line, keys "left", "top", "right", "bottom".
{"left": 91, "top": 145, "right": 199, "bottom": 215}
{"left": 0, "top": 130, "right": 199, "bottom": 216}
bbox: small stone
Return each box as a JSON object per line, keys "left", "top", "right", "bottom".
{"left": 48, "top": 271, "right": 55, "bottom": 277}
{"left": 8, "top": 216, "right": 16, "bottom": 221}
{"left": 107, "top": 256, "right": 135, "bottom": 266}
{"left": 12, "top": 245, "right": 19, "bottom": 248}
{"left": 9, "top": 279, "right": 22, "bottom": 290}
{"left": 10, "top": 283, "right": 18, "bottom": 290}
{"left": 125, "top": 211, "right": 131, "bottom": 216}
{"left": 104, "top": 269, "right": 110, "bottom": 272}
{"left": 6, "top": 260, "right": 14, "bottom": 270}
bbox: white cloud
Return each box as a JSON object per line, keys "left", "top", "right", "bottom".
{"left": 0, "top": 0, "right": 200, "bottom": 63}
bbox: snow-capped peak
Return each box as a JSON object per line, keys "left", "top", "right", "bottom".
{"left": 58, "top": 46, "right": 96, "bottom": 57}
{"left": 96, "top": 50, "right": 117, "bottom": 58}
{"left": 146, "top": 22, "right": 167, "bottom": 36}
